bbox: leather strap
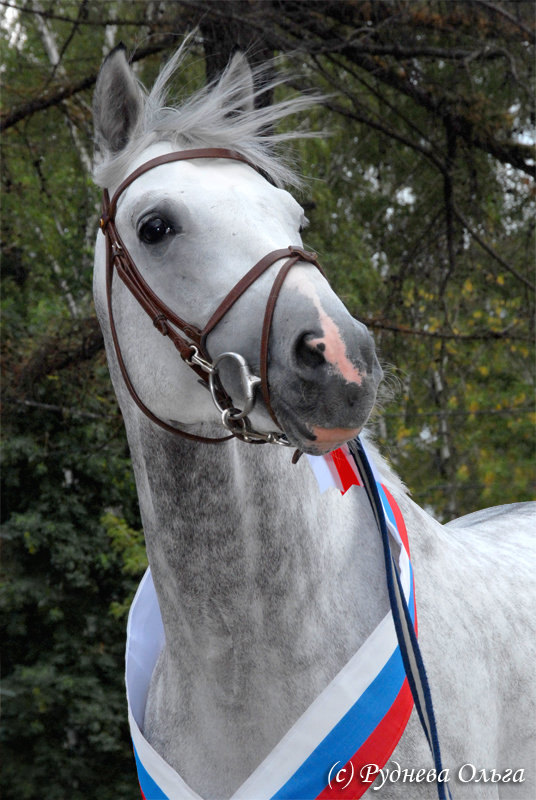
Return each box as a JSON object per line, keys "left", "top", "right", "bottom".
{"left": 260, "top": 256, "right": 300, "bottom": 426}
{"left": 259, "top": 248, "right": 325, "bottom": 426}
{"left": 104, "top": 217, "right": 232, "bottom": 443}
{"left": 101, "top": 148, "right": 257, "bottom": 229}
{"left": 200, "top": 249, "right": 298, "bottom": 349}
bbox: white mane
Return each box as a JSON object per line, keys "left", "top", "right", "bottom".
{"left": 93, "top": 40, "right": 320, "bottom": 191}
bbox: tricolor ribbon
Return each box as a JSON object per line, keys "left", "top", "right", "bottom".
{"left": 126, "top": 438, "right": 448, "bottom": 799}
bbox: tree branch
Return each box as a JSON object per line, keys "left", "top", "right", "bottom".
{"left": 7, "top": 398, "right": 110, "bottom": 420}
{"left": 333, "top": 44, "right": 535, "bottom": 178}
{"left": 0, "top": 0, "right": 145, "bottom": 27}
{"left": 7, "top": 317, "right": 104, "bottom": 395}
{"left": 453, "top": 206, "right": 536, "bottom": 291}
{"left": 362, "top": 317, "right": 530, "bottom": 341}
{"left": 314, "top": 95, "right": 446, "bottom": 174}
{"left": 0, "top": 36, "right": 178, "bottom": 132}
{"left": 473, "top": 0, "right": 536, "bottom": 44}
{"left": 269, "top": 2, "right": 536, "bottom": 177}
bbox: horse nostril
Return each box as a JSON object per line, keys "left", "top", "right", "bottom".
{"left": 346, "top": 382, "right": 361, "bottom": 408}
{"left": 295, "top": 333, "right": 326, "bottom": 369}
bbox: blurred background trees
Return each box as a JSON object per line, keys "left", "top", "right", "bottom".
{"left": 1, "top": 2, "right": 534, "bottom": 798}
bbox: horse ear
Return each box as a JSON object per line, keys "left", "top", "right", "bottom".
{"left": 216, "top": 51, "right": 255, "bottom": 114}
{"left": 93, "top": 43, "right": 144, "bottom": 161}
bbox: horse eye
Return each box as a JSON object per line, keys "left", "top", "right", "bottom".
{"left": 139, "top": 217, "right": 173, "bottom": 245}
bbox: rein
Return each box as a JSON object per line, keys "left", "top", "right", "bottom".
{"left": 100, "top": 148, "right": 324, "bottom": 446}
{"left": 350, "top": 439, "right": 451, "bottom": 800}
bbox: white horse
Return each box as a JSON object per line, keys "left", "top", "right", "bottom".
{"left": 92, "top": 44, "right": 535, "bottom": 800}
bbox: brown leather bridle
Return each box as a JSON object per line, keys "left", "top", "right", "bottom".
{"left": 100, "top": 148, "right": 324, "bottom": 445}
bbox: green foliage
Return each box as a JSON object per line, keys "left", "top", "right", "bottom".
{"left": 1, "top": 393, "right": 143, "bottom": 799}
{"left": 102, "top": 511, "right": 147, "bottom": 618}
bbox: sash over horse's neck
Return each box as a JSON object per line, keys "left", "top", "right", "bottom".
{"left": 125, "top": 434, "right": 448, "bottom": 800}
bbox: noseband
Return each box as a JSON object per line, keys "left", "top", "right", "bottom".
{"left": 100, "top": 148, "right": 324, "bottom": 446}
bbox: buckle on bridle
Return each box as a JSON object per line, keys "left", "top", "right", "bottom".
{"left": 288, "top": 245, "right": 318, "bottom": 263}
{"left": 186, "top": 346, "right": 214, "bottom": 374}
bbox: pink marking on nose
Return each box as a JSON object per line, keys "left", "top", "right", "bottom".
{"left": 287, "top": 269, "right": 365, "bottom": 385}
{"left": 309, "top": 308, "right": 364, "bottom": 385}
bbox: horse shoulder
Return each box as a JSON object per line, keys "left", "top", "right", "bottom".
{"left": 390, "top": 493, "right": 535, "bottom": 783}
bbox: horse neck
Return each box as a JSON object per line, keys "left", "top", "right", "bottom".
{"left": 127, "top": 414, "right": 390, "bottom": 686}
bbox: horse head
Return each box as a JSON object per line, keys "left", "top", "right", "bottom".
{"left": 93, "top": 44, "right": 382, "bottom": 455}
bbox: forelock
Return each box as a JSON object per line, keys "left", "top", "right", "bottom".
{"left": 93, "top": 42, "right": 321, "bottom": 192}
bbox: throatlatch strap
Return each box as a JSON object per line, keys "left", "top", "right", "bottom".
{"left": 349, "top": 438, "right": 452, "bottom": 800}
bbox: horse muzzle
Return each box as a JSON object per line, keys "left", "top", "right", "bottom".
{"left": 207, "top": 260, "right": 383, "bottom": 455}
{"left": 266, "top": 291, "right": 383, "bottom": 454}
